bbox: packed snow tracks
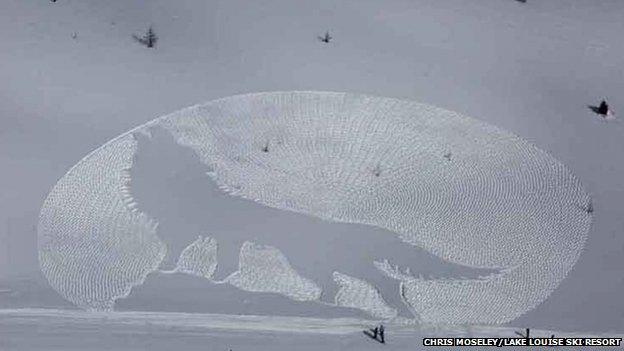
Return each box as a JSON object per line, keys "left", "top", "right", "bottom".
{"left": 38, "top": 92, "right": 592, "bottom": 324}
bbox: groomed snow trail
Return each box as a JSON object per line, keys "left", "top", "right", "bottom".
{"left": 0, "top": 308, "right": 614, "bottom": 339}
{"left": 37, "top": 92, "right": 592, "bottom": 324}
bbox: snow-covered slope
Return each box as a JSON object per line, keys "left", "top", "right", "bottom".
{"left": 1, "top": 0, "right": 623, "bottom": 339}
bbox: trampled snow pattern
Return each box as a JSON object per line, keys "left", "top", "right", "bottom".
{"left": 37, "top": 134, "right": 166, "bottom": 311}
{"left": 172, "top": 236, "right": 218, "bottom": 279}
{"left": 225, "top": 241, "right": 322, "bottom": 302}
{"left": 37, "top": 92, "right": 592, "bottom": 324}
{"left": 333, "top": 272, "right": 397, "bottom": 320}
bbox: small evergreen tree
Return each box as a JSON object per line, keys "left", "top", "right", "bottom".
{"left": 133, "top": 26, "right": 158, "bottom": 48}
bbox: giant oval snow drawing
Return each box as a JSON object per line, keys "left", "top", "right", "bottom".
{"left": 38, "top": 91, "right": 592, "bottom": 324}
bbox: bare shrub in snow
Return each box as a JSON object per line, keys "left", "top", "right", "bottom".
{"left": 133, "top": 26, "right": 158, "bottom": 48}
{"left": 585, "top": 199, "right": 594, "bottom": 214}
{"left": 318, "top": 31, "right": 332, "bottom": 43}
{"left": 372, "top": 163, "right": 381, "bottom": 177}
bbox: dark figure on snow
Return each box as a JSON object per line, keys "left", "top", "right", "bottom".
{"left": 364, "top": 325, "right": 385, "bottom": 343}
{"left": 318, "top": 31, "right": 332, "bottom": 43}
{"left": 598, "top": 100, "right": 609, "bottom": 115}
{"left": 515, "top": 328, "right": 530, "bottom": 339}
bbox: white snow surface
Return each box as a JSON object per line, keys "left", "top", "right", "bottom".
{"left": 37, "top": 91, "right": 590, "bottom": 324}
